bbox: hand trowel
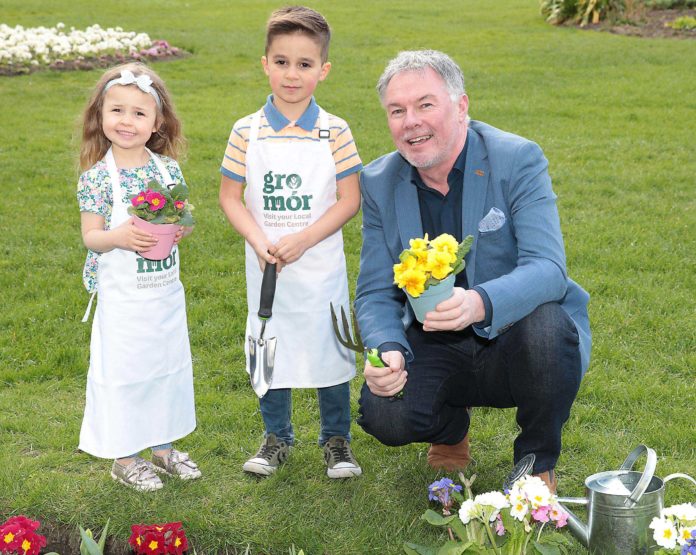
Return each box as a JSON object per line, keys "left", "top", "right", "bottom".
{"left": 248, "top": 262, "right": 277, "bottom": 398}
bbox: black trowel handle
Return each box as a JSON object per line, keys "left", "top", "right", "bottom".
{"left": 258, "top": 262, "right": 277, "bottom": 320}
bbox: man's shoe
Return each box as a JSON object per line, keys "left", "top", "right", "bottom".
{"left": 152, "top": 449, "right": 202, "bottom": 480}
{"left": 111, "top": 457, "right": 163, "bottom": 492}
{"left": 242, "top": 433, "right": 289, "bottom": 476}
{"left": 533, "top": 470, "right": 557, "bottom": 494}
{"left": 427, "top": 434, "right": 472, "bottom": 471}
{"left": 323, "top": 436, "right": 362, "bottom": 478}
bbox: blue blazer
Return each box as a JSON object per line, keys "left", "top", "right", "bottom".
{"left": 355, "top": 120, "right": 591, "bottom": 374}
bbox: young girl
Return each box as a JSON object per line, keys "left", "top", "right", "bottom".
{"left": 77, "top": 62, "right": 200, "bottom": 491}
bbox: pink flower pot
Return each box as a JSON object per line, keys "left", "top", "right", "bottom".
{"left": 132, "top": 216, "right": 179, "bottom": 260}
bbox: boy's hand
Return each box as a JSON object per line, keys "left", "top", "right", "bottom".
{"left": 273, "top": 231, "right": 312, "bottom": 265}
{"left": 112, "top": 218, "right": 158, "bottom": 252}
{"left": 248, "top": 231, "right": 276, "bottom": 272}
{"left": 173, "top": 225, "right": 194, "bottom": 245}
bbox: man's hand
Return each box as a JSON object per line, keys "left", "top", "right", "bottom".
{"left": 364, "top": 350, "right": 407, "bottom": 397}
{"left": 423, "top": 287, "right": 485, "bottom": 331}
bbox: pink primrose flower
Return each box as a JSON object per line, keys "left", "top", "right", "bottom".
{"left": 531, "top": 506, "right": 550, "bottom": 523}
{"left": 145, "top": 191, "right": 166, "bottom": 211}
{"left": 494, "top": 515, "right": 506, "bottom": 536}
{"left": 132, "top": 192, "right": 147, "bottom": 207}
{"left": 174, "top": 200, "right": 185, "bottom": 210}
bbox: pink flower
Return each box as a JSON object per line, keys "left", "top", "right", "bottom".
{"left": 531, "top": 506, "right": 550, "bottom": 523}
{"left": 549, "top": 504, "right": 569, "bottom": 528}
{"left": 494, "top": 515, "right": 506, "bottom": 536}
{"left": 174, "top": 200, "right": 185, "bottom": 210}
{"left": 145, "top": 191, "right": 166, "bottom": 211}
{"left": 132, "top": 192, "right": 147, "bottom": 207}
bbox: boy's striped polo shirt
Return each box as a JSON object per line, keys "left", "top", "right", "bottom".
{"left": 221, "top": 95, "right": 362, "bottom": 183}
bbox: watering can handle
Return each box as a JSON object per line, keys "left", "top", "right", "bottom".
{"left": 618, "top": 444, "right": 657, "bottom": 508}
{"left": 664, "top": 473, "right": 696, "bottom": 488}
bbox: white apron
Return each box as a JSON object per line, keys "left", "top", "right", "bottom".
{"left": 79, "top": 147, "right": 196, "bottom": 459}
{"left": 244, "top": 109, "right": 355, "bottom": 388}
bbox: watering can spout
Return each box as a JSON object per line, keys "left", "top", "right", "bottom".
{"left": 557, "top": 497, "right": 589, "bottom": 548}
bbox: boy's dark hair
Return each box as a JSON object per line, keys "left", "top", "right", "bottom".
{"left": 265, "top": 6, "right": 331, "bottom": 63}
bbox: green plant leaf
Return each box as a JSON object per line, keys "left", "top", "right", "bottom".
{"left": 448, "top": 517, "right": 469, "bottom": 541}
{"left": 178, "top": 212, "right": 194, "bottom": 226}
{"left": 79, "top": 526, "right": 103, "bottom": 555}
{"left": 422, "top": 509, "right": 456, "bottom": 526}
{"left": 169, "top": 183, "right": 189, "bottom": 200}
{"left": 532, "top": 540, "right": 561, "bottom": 555}
{"left": 97, "top": 519, "right": 110, "bottom": 551}
{"left": 436, "top": 540, "right": 471, "bottom": 554}
{"left": 403, "top": 542, "right": 438, "bottom": 555}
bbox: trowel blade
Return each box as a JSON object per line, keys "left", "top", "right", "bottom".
{"left": 248, "top": 336, "right": 277, "bottom": 398}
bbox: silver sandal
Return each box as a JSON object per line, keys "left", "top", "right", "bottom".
{"left": 111, "top": 457, "right": 163, "bottom": 492}
{"left": 152, "top": 449, "right": 202, "bottom": 480}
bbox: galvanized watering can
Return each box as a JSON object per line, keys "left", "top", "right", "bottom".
{"left": 558, "top": 445, "right": 696, "bottom": 554}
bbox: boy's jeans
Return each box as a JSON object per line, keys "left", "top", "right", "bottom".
{"left": 259, "top": 381, "right": 351, "bottom": 446}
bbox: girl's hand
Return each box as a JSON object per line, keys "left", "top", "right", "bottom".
{"left": 273, "top": 231, "right": 312, "bottom": 265}
{"left": 173, "top": 226, "right": 194, "bottom": 245}
{"left": 112, "top": 218, "right": 158, "bottom": 252}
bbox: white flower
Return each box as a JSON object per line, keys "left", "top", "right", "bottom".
{"left": 650, "top": 516, "right": 678, "bottom": 549}
{"left": 514, "top": 475, "right": 552, "bottom": 509}
{"left": 509, "top": 497, "right": 529, "bottom": 521}
{"left": 663, "top": 503, "right": 696, "bottom": 522}
{"left": 459, "top": 499, "right": 481, "bottom": 525}
{"left": 475, "top": 491, "right": 510, "bottom": 521}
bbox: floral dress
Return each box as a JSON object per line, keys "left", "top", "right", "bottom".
{"left": 77, "top": 155, "right": 186, "bottom": 293}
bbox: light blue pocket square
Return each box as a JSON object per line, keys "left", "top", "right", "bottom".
{"left": 478, "top": 207, "right": 506, "bottom": 233}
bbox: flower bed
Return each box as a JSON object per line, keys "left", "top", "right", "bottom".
{"left": 0, "top": 23, "right": 186, "bottom": 76}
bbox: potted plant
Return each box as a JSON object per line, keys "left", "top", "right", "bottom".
{"left": 393, "top": 233, "right": 472, "bottom": 322}
{"left": 128, "top": 181, "right": 194, "bottom": 260}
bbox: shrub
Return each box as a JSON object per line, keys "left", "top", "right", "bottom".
{"left": 540, "top": 0, "right": 626, "bottom": 25}
{"left": 668, "top": 15, "right": 696, "bottom": 28}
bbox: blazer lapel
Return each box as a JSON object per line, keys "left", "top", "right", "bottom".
{"left": 395, "top": 166, "right": 423, "bottom": 252}
{"left": 462, "top": 127, "right": 490, "bottom": 286}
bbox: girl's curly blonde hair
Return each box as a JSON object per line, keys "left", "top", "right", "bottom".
{"left": 79, "top": 62, "right": 186, "bottom": 170}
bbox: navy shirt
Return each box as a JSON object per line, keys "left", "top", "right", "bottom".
{"left": 379, "top": 141, "right": 493, "bottom": 358}
{"left": 411, "top": 141, "right": 469, "bottom": 289}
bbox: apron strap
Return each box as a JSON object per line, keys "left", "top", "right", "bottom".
{"left": 145, "top": 147, "right": 175, "bottom": 187}
{"left": 81, "top": 290, "right": 97, "bottom": 323}
{"left": 318, "top": 109, "right": 330, "bottom": 140}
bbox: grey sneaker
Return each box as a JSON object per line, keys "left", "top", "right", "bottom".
{"left": 152, "top": 449, "right": 202, "bottom": 480}
{"left": 111, "top": 457, "right": 163, "bottom": 492}
{"left": 323, "top": 436, "right": 362, "bottom": 479}
{"left": 242, "top": 433, "right": 289, "bottom": 476}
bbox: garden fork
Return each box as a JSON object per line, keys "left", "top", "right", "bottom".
{"left": 329, "top": 303, "right": 403, "bottom": 399}
{"left": 330, "top": 302, "right": 365, "bottom": 354}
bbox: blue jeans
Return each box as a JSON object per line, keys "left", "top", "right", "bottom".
{"left": 259, "top": 381, "right": 352, "bottom": 446}
{"left": 357, "top": 303, "right": 582, "bottom": 473}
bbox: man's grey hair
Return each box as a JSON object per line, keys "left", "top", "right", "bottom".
{"left": 376, "top": 50, "right": 466, "bottom": 103}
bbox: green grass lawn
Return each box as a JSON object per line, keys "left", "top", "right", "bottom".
{"left": 1, "top": 0, "right": 694, "bottom": 553}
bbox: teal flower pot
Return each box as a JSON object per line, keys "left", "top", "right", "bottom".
{"left": 406, "top": 274, "right": 455, "bottom": 323}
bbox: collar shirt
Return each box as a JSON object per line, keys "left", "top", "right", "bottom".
{"left": 263, "top": 94, "right": 319, "bottom": 132}
{"left": 411, "top": 139, "right": 469, "bottom": 289}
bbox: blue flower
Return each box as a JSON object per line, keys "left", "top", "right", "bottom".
{"left": 428, "top": 478, "right": 462, "bottom": 506}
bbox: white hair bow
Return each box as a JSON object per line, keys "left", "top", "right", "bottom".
{"left": 104, "top": 69, "right": 162, "bottom": 108}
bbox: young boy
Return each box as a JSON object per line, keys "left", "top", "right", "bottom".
{"left": 219, "top": 6, "right": 363, "bottom": 478}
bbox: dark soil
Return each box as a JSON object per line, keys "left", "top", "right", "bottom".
{"left": 40, "top": 520, "right": 132, "bottom": 554}
{"left": 0, "top": 50, "right": 188, "bottom": 77}
{"left": 580, "top": 8, "right": 696, "bottom": 38}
